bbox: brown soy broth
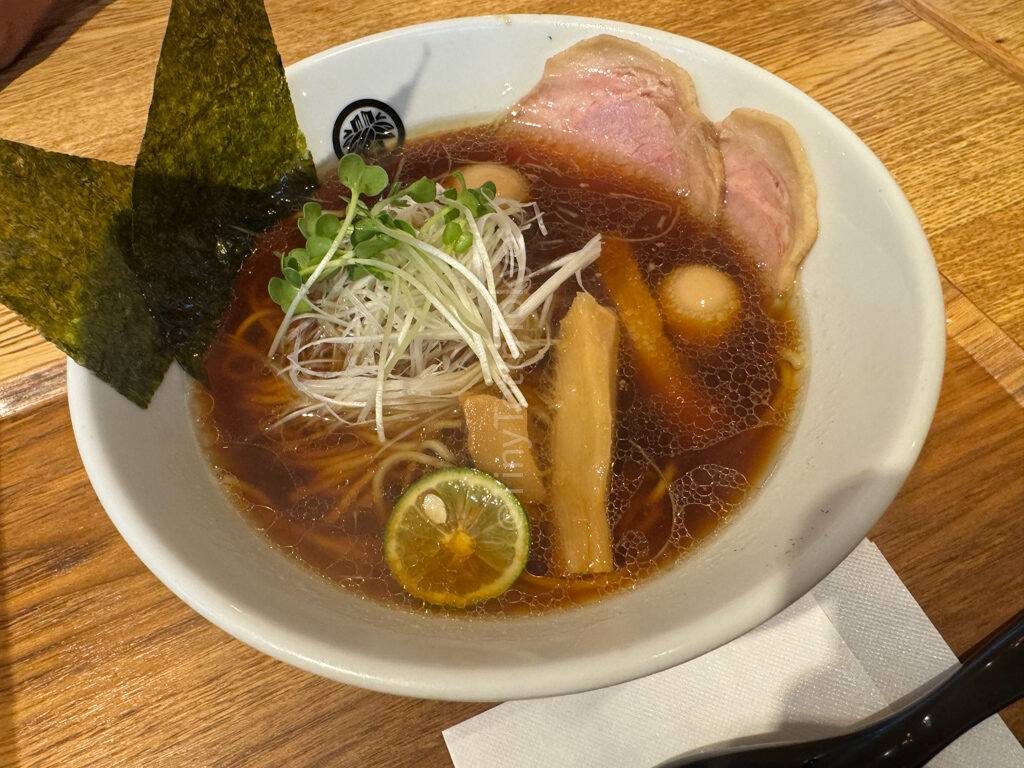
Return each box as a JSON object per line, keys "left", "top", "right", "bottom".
{"left": 197, "top": 125, "right": 801, "bottom": 615}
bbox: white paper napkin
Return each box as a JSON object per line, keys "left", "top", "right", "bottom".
{"left": 444, "top": 540, "right": 1024, "bottom": 767}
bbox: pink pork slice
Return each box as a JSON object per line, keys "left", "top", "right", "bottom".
{"left": 503, "top": 35, "right": 724, "bottom": 220}
{"left": 718, "top": 108, "right": 818, "bottom": 296}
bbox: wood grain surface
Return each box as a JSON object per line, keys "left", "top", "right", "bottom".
{"left": 899, "top": 0, "right": 1024, "bottom": 83}
{"left": 1, "top": 0, "right": 1023, "bottom": 765}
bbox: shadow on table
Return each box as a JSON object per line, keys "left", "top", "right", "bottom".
{"left": 655, "top": 661, "right": 955, "bottom": 767}
{"left": 655, "top": 471, "right": 961, "bottom": 768}
{"left": 0, "top": 0, "right": 117, "bottom": 91}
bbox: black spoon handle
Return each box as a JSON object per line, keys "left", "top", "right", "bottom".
{"left": 659, "top": 607, "right": 1024, "bottom": 768}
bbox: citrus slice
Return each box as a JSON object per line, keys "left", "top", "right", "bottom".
{"left": 384, "top": 468, "right": 530, "bottom": 608}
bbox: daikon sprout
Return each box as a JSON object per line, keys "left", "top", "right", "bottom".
{"left": 268, "top": 154, "right": 602, "bottom": 440}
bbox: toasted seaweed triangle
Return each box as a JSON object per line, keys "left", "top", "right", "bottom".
{"left": 130, "top": 0, "right": 318, "bottom": 379}
{"left": 0, "top": 140, "right": 171, "bottom": 406}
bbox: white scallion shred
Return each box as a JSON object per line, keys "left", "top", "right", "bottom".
{"left": 270, "top": 182, "right": 602, "bottom": 440}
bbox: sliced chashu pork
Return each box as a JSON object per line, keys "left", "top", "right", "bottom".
{"left": 718, "top": 108, "right": 818, "bottom": 296}
{"left": 503, "top": 35, "right": 724, "bottom": 220}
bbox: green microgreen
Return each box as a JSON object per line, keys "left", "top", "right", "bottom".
{"left": 338, "top": 152, "right": 388, "bottom": 198}
{"left": 267, "top": 153, "right": 507, "bottom": 322}
{"left": 397, "top": 176, "right": 436, "bottom": 204}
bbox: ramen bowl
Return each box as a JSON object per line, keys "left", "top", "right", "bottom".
{"left": 68, "top": 15, "right": 945, "bottom": 701}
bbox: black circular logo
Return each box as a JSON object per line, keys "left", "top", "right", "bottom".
{"left": 332, "top": 99, "right": 405, "bottom": 157}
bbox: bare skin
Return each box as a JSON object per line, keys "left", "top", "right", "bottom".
{"left": 0, "top": 0, "right": 58, "bottom": 69}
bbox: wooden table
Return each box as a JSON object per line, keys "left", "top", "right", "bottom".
{"left": 1, "top": 0, "right": 1023, "bottom": 764}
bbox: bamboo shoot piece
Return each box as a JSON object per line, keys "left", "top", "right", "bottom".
{"left": 460, "top": 393, "right": 547, "bottom": 504}
{"left": 549, "top": 292, "right": 619, "bottom": 575}
{"left": 597, "top": 238, "right": 714, "bottom": 434}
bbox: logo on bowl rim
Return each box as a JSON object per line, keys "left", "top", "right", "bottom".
{"left": 332, "top": 99, "right": 405, "bottom": 157}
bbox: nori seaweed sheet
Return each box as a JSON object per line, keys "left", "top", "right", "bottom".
{"left": 0, "top": 140, "right": 171, "bottom": 406}
{"left": 130, "top": 0, "right": 318, "bottom": 379}
{"left": 0, "top": 0, "right": 316, "bottom": 403}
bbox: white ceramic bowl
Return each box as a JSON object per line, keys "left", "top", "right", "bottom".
{"left": 68, "top": 15, "right": 945, "bottom": 701}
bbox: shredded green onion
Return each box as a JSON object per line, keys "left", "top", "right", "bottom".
{"left": 268, "top": 154, "right": 602, "bottom": 441}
